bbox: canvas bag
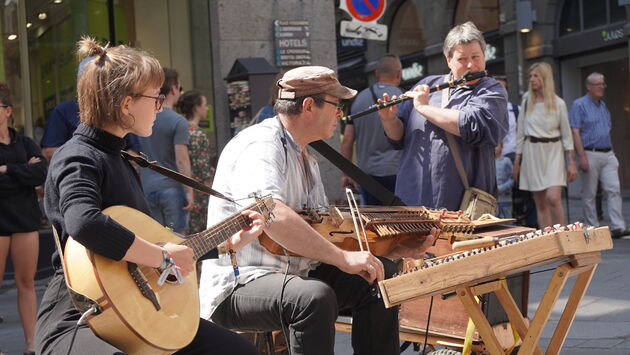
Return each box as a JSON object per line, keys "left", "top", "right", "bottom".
{"left": 440, "top": 77, "right": 497, "bottom": 219}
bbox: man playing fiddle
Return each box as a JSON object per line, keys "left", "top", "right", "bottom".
{"left": 379, "top": 21, "right": 508, "bottom": 210}
{"left": 199, "top": 66, "right": 438, "bottom": 355}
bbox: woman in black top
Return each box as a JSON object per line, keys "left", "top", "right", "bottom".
{"left": 0, "top": 83, "right": 47, "bottom": 355}
{"left": 35, "top": 38, "right": 264, "bottom": 354}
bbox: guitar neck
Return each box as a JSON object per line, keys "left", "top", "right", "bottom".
{"left": 182, "top": 212, "right": 251, "bottom": 260}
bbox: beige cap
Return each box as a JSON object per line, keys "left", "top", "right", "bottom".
{"left": 277, "top": 66, "right": 357, "bottom": 100}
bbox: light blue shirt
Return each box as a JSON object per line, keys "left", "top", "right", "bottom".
{"left": 568, "top": 95, "right": 612, "bottom": 149}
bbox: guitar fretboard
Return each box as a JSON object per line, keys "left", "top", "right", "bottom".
{"left": 181, "top": 198, "right": 270, "bottom": 260}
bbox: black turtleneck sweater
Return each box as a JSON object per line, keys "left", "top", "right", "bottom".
{"left": 0, "top": 127, "right": 47, "bottom": 233}
{"left": 44, "top": 124, "right": 149, "bottom": 263}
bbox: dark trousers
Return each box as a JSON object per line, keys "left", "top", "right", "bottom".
{"left": 506, "top": 153, "right": 538, "bottom": 227}
{"left": 211, "top": 257, "right": 400, "bottom": 355}
{"left": 35, "top": 271, "right": 258, "bottom": 355}
{"left": 360, "top": 175, "right": 397, "bottom": 206}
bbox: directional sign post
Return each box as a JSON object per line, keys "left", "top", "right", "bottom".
{"left": 274, "top": 20, "right": 312, "bottom": 67}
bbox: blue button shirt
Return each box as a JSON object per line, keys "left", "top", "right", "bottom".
{"left": 390, "top": 75, "right": 508, "bottom": 210}
{"left": 41, "top": 100, "right": 141, "bottom": 151}
{"left": 568, "top": 95, "right": 612, "bottom": 149}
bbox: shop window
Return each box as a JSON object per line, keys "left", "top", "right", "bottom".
{"left": 25, "top": 0, "right": 134, "bottom": 130}
{"left": 454, "top": 0, "right": 500, "bottom": 33}
{"left": 583, "top": 0, "right": 606, "bottom": 30}
{"left": 388, "top": 1, "right": 426, "bottom": 56}
{"left": 559, "top": 0, "right": 580, "bottom": 35}
{"left": 610, "top": 0, "right": 625, "bottom": 23}
{"left": 559, "top": 0, "right": 626, "bottom": 36}
{"left": 0, "top": 0, "right": 25, "bottom": 131}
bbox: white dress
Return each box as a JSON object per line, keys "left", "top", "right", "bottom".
{"left": 516, "top": 95, "right": 574, "bottom": 191}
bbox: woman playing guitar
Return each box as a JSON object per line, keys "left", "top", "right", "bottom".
{"left": 35, "top": 37, "right": 265, "bottom": 355}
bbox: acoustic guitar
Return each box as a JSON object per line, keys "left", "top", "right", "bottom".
{"left": 62, "top": 195, "right": 274, "bottom": 354}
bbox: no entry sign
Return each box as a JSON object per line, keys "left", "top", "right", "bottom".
{"left": 344, "top": 0, "right": 386, "bottom": 22}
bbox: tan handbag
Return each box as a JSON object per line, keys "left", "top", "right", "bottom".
{"left": 459, "top": 187, "right": 498, "bottom": 220}
{"left": 441, "top": 79, "right": 497, "bottom": 220}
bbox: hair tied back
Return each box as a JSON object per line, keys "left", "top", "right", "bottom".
{"left": 77, "top": 36, "right": 109, "bottom": 64}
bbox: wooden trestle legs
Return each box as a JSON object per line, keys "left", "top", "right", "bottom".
{"left": 456, "top": 258, "right": 599, "bottom": 355}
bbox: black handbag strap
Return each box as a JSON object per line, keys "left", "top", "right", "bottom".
{"left": 308, "top": 140, "right": 405, "bottom": 206}
{"left": 121, "top": 151, "right": 234, "bottom": 203}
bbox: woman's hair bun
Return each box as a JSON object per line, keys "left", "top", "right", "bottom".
{"left": 76, "top": 36, "right": 107, "bottom": 60}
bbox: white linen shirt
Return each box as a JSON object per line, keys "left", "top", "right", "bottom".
{"left": 199, "top": 117, "right": 329, "bottom": 319}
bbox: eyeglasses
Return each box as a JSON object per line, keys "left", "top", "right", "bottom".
{"left": 135, "top": 94, "right": 166, "bottom": 110}
{"left": 316, "top": 97, "right": 345, "bottom": 112}
{"left": 588, "top": 82, "right": 607, "bottom": 88}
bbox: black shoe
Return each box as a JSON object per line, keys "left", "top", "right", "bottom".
{"left": 611, "top": 229, "right": 629, "bottom": 239}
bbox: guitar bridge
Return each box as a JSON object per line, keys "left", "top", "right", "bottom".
{"left": 127, "top": 263, "right": 161, "bottom": 311}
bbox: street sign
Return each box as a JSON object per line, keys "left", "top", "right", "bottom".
{"left": 339, "top": 20, "right": 388, "bottom": 41}
{"left": 339, "top": 0, "right": 388, "bottom": 41}
{"left": 342, "top": 0, "right": 386, "bottom": 22}
{"left": 274, "top": 20, "right": 311, "bottom": 67}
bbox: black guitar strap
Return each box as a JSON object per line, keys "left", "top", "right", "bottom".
{"left": 317, "top": 84, "right": 405, "bottom": 206}
{"left": 308, "top": 140, "right": 405, "bottom": 206}
{"left": 51, "top": 226, "right": 101, "bottom": 315}
{"left": 123, "top": 139, "right": 402, "bottom": 206}
{"left": 121, "top": 151, "right": 234, "bottom": 203}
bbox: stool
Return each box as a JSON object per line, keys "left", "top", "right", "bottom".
{"left": 232, "top": 329, "right": 287, "bottom": 355}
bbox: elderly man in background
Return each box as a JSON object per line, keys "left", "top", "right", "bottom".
{"left": 570, "top": 72, "right": 627, "bottom": 238}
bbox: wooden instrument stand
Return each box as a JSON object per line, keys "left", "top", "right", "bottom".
{"left": 457, "top": 252, "right": 600, "bottom": 355}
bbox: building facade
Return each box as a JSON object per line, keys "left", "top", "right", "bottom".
{"left": 336, "top": 0, "right": 629, "bottom": 189}
{"left": 3, "top": 0, "right": 629, "bottom": 201}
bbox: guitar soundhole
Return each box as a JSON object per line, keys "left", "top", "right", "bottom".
{"left": 152, "top": 269, "right": 179, "bottom": 284}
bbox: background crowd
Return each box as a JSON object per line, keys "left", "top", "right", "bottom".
{"left": 0, "top": 24, "right": 627, "bottom": 353}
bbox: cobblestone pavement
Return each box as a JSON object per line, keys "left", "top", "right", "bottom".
{"left": 2, "top": 197, "right": 629, "bottom": 354}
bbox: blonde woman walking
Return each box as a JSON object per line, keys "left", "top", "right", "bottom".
{"left": 513, "top": 62, "right": 576, "bottom": 228}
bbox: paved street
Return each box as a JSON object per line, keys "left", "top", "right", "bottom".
{"left": 1, "top": 196, "right": 629, "bottom": 354}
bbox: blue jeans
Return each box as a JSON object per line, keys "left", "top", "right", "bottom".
{"left": 498, "top": 200, "right": 513, "bottom": 218}
{"left": 145, "top": 186, "right": 189, "bottom": 232}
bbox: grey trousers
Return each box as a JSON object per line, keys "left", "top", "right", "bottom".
{"left": 580, "top": 151, "right": 625, "bottom": 230}
{"left": 211, "top": 257, "right": 400, "bottom": 355}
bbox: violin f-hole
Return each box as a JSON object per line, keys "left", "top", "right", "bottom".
{"left": 329, "top": 230, "right": 354, "bottom": 236}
